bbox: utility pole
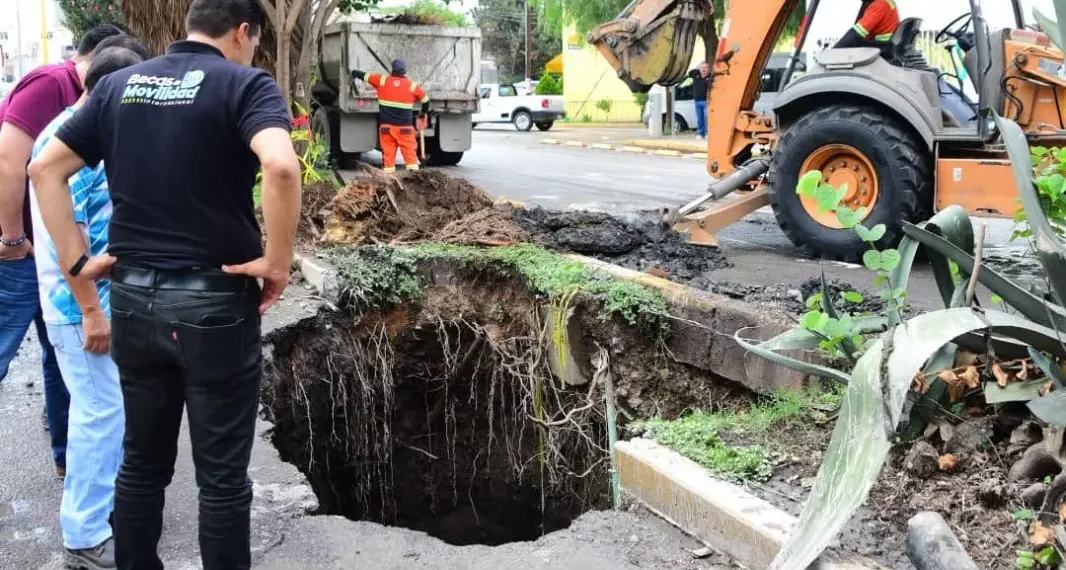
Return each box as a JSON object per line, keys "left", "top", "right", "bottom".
{"left": 15, "top": 0, "right": 23, "bottom": 78}
{"left": 40, "top": 0, "right": 49, "bottom": 63}
{"left": 524, "top": 0, "right": 532, "bottom": 82}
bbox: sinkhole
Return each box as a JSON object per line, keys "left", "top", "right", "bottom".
{"left": 262, "top": 290, "right": 613, "bottom": 546}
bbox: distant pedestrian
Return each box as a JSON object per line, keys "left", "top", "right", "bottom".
{"left": 0, "top": 22, "right": 124, "bottom": 479}
{"left": 28, "top": 0, "right": 302, "bottom": 568}
{"left": 29, "top": 43, "right": 150, "bottom": 570}
{"left": 351, "top": 58, "right": 431, "bottom": 172}
{"left": 687, "top": 61, "right": 711, "bottom": 140}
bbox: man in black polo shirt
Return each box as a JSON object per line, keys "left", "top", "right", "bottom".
{"left": 28, "top": 1, "right": 302, "bottom": 569}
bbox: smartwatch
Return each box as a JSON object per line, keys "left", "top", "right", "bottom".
{"left": 68, "top": 254, "right": 90, "bottom": 277}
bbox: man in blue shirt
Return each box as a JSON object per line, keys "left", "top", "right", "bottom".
{"left": 29, "top": 43, "right": 150, "bottom": 570}
{"left": 30, "top": 1, "right": 302, "bottom": 568}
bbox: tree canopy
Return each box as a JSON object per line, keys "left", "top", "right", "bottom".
{"left": 474, "top": 0, "right": 561, "bottom": 83}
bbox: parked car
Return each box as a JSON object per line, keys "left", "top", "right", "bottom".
{"left": 472, "top": 83, "right": 566, "bottom": 131}
{"left": 642, "top": 53, "right": 806, "bottom": 133}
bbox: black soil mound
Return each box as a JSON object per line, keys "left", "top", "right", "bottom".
{"left": 513, "top": 207, "right": 731, "bottom": 291}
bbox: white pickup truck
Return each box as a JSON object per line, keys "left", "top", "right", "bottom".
{"left": 472, "top": 83, "right": 565, "bottom": 131}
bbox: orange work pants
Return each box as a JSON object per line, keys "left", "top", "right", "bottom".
{"left": 379, "top": 124, "right": 419, "bottom": 172}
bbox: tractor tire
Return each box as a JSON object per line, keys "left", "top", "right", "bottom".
{"left": 313, "top": 106, "right": 361, "bottom": 170}
{"left": 535, "top": 121, "right": 554, "bottom": 131}
{"left": 768, "top": 104, "right": 932, "bottom": 262}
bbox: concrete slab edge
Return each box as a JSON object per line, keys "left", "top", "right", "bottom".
{"left": 616, "top": 439, "right": 886, "bottom": 570}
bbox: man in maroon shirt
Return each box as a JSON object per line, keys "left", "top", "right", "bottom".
{"left": 0, "top": 24, "right": 123, "bottom": 476}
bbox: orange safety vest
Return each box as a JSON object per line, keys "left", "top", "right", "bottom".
{"left": 853, "top": 0, "right": 900, "bottom": 42}
{"left": 365, "top": 72, "right": 429, "bottom": 125}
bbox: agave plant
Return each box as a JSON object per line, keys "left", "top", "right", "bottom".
{"left": 737, "top": 110, "right": 1066, "bottom": 569}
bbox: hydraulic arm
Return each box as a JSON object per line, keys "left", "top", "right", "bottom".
{"left": 587, "top": 0, "right": 716, "bottom": 92}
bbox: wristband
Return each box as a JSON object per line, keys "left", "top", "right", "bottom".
{"left": 0, "top": 233, "right": 27, "bottom": 247}
{"left": 69, "top": 254, "right": 90, "bottom": 277}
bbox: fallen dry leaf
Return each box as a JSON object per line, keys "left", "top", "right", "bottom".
{"left": 938, "top": 454, "right": 958, "bottom": 471}
{"left": 1019, "top": 360, "right": 1030, "bottom": 381}
{"left": 1059, "top": 501, "right": 1066, "bottom": 523}
{"left": 646, "top": 267, "right": 670, "bottom": 279}
{"left": 958, "top": 366, "right": 980, "bottom": 389}
{"left": 1030, "top": 520, "right": 1056, "bottom": 547}
{"left": 992, "top": 363, "right": 1013, "bottom": 388}
{"left": 1042, "top": 381, "right": 1055, "bottom": 397}
{"left": 938, "top": 369, "right": 959, "bottom": 383}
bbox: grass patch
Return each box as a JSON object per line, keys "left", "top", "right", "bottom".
{"left": 327, "top": 245, "right": 424, "bottom": 307}
{"left": 631, "top": 387, "right": 842, "bottom": 482}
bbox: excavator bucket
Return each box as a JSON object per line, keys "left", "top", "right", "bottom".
{"left": 587, "top": 0, "right": 714, "bottom": 92}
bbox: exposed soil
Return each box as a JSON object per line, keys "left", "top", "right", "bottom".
{"left": 262, "top": 261, "right": 738, "bottom": 546}
{"left": 431, "top": 207, "right": 529, "bottom": 246}
{"left": 513, "top": 207, "right": 732, "bottom": 291}
{"left": 731, "top": 406, "right": 1038, "bottom": 570}
{"left": 297, "top": 180, "right": 340, "bottom": 244}
{"left": 323, "top": 170, "right": 492, "bottom": 245}
{"left": 304, "top": 172, "right": 733, "bottom": 291}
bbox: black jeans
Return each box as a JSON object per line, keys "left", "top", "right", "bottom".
{"left": 109, "top": 263, "right": 262, "bottom": 570}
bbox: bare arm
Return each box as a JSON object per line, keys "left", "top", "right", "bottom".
{"left": 253, "top": 126, "right": 302, "bottom": 272}
{"left": 0, "top": 122, "right": 35, "bottom": 240}
{"left": 28, "top": 137, "right": 90, "bottom": 277}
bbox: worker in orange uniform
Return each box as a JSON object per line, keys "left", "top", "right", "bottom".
{"left": 351, "top": 58, "right": 430, "bottom": 173}
{"left": 834, "top": 0, "right": 900, "bottom": 49}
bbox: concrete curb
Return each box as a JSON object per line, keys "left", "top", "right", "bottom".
{"left": 625, "top": 138, "right": 706, "bottom": 153}
{"left": 616, "top": 439, "right": 888, "bottom": 570}
{"left": 541, "top": 137, "right": 706, "bottom": 160}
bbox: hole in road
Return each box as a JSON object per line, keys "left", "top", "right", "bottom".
{"left": 264, "top": 290, "right": 611, "bottom": 546}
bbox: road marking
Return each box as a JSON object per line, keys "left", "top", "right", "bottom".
{"left": 540, "top": 138, "right": 561, "bottom": 145}
{"left": 589, "top": 143, "right": 615, "bottom": 150}
{"left": 563, "top": 140, "right": 586, "bottom": 147}
{"left": 620, "top": 146, "right": 647, "bottom": 153}
{"left": 653, "top": 149, "right": 683, "bottom": 157}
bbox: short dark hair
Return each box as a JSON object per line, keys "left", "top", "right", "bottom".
{"left": 185, "top": 0, "right": 265, "bottom": 39}
{"left": 77, "top": 24, "right": 124, "bottom": 56}
{"left": 89, "top": 34, "right": 153, "bottom": 61}
{"left": 85, "top": 47, "right": 146, "bottom": 93}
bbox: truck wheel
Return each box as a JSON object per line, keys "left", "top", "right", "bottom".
{"left": 313, "top": 107, "right": 361, "bottom": 170}
{"left": 768, "top": 104, "right": 931, "bottom": 262}
{"left": 513, "top": 110, "right": 534, "bottom": 132}
{"left": 535, "top": 121, "right": 554, "bottom": 131}
{"left": 421, "top": 135, "right": 464, "bottom": 167}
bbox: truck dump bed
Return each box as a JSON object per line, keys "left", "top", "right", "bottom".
{"left": 319, "top": 21, "right": 482, "bottom": 114}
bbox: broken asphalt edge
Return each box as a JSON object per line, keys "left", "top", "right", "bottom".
{"left": 539, "top": 138, "right": 707, "bottom": 160}
{"left": 297, "top": 251, "right": 821, "bottom": 395}
{"left": 616, "top": 439, "right": 888, "bottom": 570}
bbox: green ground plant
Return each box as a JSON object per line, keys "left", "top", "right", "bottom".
{"left": 632, "top": 388, "right": 843, "bottom": 482}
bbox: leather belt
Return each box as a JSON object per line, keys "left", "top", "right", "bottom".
{"left": 112, "top": 264, "right": 255, "bottom": 293}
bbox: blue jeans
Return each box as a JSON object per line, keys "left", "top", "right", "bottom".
{"left": 46, "top": 322, "right": 124, "bottom": 550}
{"left": 695, "top": 99, "right": 708, "bottom": 138}
{"left": 0, "top": 257, "right": 69, "bottom": 466}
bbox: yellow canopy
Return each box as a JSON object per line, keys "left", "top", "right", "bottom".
{"left": 545, "top": 53, "right": 563, "bottom": 74}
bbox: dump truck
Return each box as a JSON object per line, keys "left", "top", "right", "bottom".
{"left": 313, "top": 19, "right": 483, "bottom": 168}
{"left": 589, "top": 0, "right": 1062, "bottom": 262}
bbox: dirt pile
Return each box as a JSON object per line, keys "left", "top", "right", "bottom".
{"left": 298, "top": 180, "right": 340, "bottom": 243}
{"left": 323, "top": 170, "right": 493, "bottom": 244}
{"left": 308, "top": 171, "right": 731, "bottom": 290}
{"left": 513, "top": 207, "right": 732, "bottom": 290}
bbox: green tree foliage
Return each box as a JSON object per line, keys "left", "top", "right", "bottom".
{"left": 534, "top": 72, "right": 563, "bottom": 94}
{"left": 474, "top": 0, "right": 561, "bottom": 83}
{"left": 59, "top": 0, "right": 124, "bottom": 41}
{"left": 382, "top": 0, "right": 469, "bottom": 26}
{"left": 532, "top": 0, "right": 804, "bottom": 39}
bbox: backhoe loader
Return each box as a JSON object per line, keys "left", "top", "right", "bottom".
{"left": 589, "top": 0, "right": 1064, "bottom": 261}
